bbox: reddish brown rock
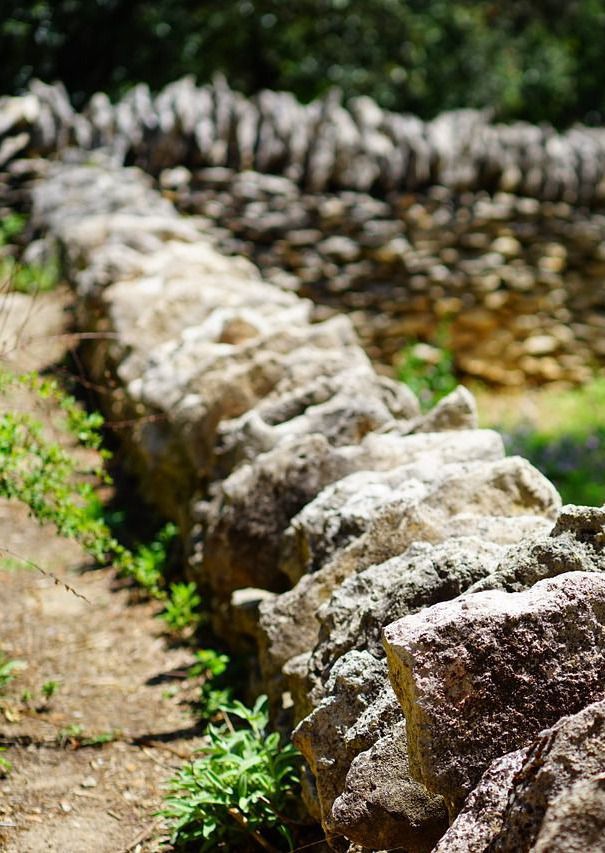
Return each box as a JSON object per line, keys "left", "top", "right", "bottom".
{"left": 384, "top": 572, "right": 605, "bottom": 816}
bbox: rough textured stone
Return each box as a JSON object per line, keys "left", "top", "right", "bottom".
{"left": 216, "top": 369, "right": 419, "bottom": 472}
{"left": 279, "top": 429, "right": 505, "bottom": 582}
{"left": 331, "top": 722, "right": 448, "bottom": 852}
{"left": 292, "top": 653, "right": 434, "bottom": 844}
{"left": 259, "top": 491, "right": 555, "bottom": 711}
{"left": 203, "top": 431, "right": 515, "bottom": 603}
{"left": 438, "top": 698, "right": 605, "bottom": 852}
{"left": 470, "top": 504, "right": 605, "bottom": 594}
{"left": 312, "top": 537, "right": 505, "bottom": 672}
{"left": 491, "top": 699, "right": 605, "bottom": 851}
{"left": 432, "top": 749, "right": 528, "bottom": 853}
{"left": 304, "top": 456, "right": 559, "bottom": 592}
{"left": 410, "top": 385, "right": 478, "bottom": 433}
{"left": 9, "top": 79, "right": 605, "bottom": 385}
{"left": 384, "top": 572, "right": 605, "bottom": 816}
{"left": 25, "top": 153, "right": 600, "bottom": 853}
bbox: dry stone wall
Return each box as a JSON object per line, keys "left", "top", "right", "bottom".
{"left": 16, "top": 152, "right": 605, "bottom": 851}
{"left": 172, "top": 169, "right": 605, "bottom": 385}
{"left": 3, "top": 79, "right": 605, "bottom": 383}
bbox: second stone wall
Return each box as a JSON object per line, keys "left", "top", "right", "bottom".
{"left": 4, "top": 79, "right": 605, "bottom": 386}
{"left": 169, "top": 166, "right": 605, "bottom": 386}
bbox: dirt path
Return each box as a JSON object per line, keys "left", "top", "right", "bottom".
{"left": 0, "top": 288, "right": 205, "bottom": 852}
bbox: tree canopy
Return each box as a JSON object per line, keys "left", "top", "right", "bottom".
{"left": 2, "top": 0, "right": 605, "bottom": 125}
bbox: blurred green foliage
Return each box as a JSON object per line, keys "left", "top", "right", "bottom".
{"left": 496, "top": 378, "right": 605, "bottom": 507}
{"left": 396, "top": 340, "right": 458, "bottom": 412}
{"left": 0, "top": 213, "right": 59, "bottom": 293}
{"left": 2, "top": 1, "right": 605, "bottom": 125}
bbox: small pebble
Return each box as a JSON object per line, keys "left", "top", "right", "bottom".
{"left": 80, "top": 776, "right": 97, "bottom": 788}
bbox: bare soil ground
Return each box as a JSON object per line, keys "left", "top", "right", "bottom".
{"left": 0, "top": 287, "right": 205, "bottom": 852}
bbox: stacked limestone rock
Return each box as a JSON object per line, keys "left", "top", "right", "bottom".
{"left": 4, "top": 78, "right": 605, "bottom": 384}
{"left": 5, "top": 77, "right": 605, "bottom": 202}
{"left": 24, "top": 155, "right": 605, "bottom": 851}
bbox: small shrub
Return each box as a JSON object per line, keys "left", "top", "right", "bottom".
{"left": 160, "top": 582, "right": 203, "bottom": 632}
{"left": 396, "top": 337, "right": 457, "bottom": 411}
{"left": 162, "top": 695, "right": 300, "bottom": 851}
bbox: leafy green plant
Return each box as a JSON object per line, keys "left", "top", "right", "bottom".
{"left": 41, "top": 680, "right": 60, "bottom": 700}
{"left": 162, "top": 695, "right": 300, "bottom": 851}
{"left": 0, "top": 213, "right": 26, "bottom": 245}
{"left": 160, "top": 582, "right": 202, "bottom": 632}
{"left": 188, "top": 649, "right": 229, "bottom": 681}
{"left": 1, "top": 254, "right": 60, "bottom": 294}
{"left": 121, "top": 522, "right": 178, "bottom": 598}
{"left": 0, "top": 368, "right": 180, "bottom": 608}
{"left": 188, "top": 649, "right": 233, "bottom": 719}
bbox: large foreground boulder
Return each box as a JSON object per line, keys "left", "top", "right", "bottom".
{"left": 436, "top": 698, "right": 605, "bottom": 852}
{"left": 384, "top": 571, "right": 605, "bottom": 816}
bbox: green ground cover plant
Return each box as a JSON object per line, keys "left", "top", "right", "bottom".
{"left": 162, "top": 694, "right": 300, "bottom": 851}
{"left": 0, "top": 367, "right": 186, "bottom": 615}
